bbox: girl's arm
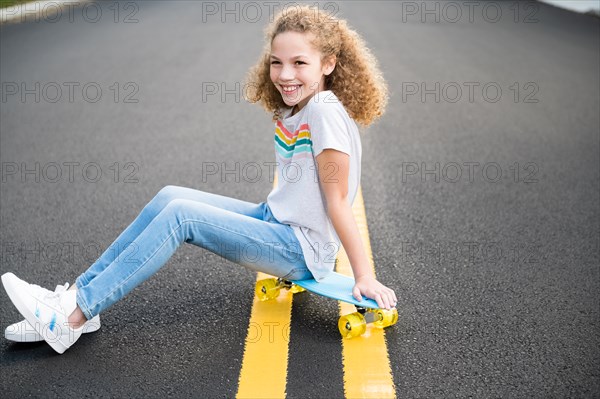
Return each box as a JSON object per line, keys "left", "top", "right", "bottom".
{"left": 315, "top": 149, "right": 397, "bottom": 310}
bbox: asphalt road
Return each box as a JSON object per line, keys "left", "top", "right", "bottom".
{"left": 1, "top": 1, "right": 598, "bottom": 397}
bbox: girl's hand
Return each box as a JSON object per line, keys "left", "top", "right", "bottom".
{"left": 352, "top": 275, "right": 397, "bottom": 310}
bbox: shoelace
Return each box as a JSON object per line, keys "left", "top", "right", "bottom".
{"left": 37, "top": 291, "right": 65, "bottom": 312}
{"left": 28, "top": 282, "right": 69, "bottom": 297}
{"left": 34, "top": 285, "right": 70, "bottom": 308}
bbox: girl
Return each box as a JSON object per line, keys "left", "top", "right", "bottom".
{"left": 1, "top": 5, "right": 397, "bottom": 354}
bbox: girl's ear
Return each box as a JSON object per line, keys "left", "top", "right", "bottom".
{"left": 323, "top": 55, "right": 337, "bottom": 76}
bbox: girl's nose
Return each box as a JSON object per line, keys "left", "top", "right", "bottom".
{"left": 279, "top": 64, "right": 295, "bottom": 81}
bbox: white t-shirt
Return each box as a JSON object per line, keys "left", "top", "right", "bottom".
{"left": 266, "top": 90, "right": 362, "bottom": 281}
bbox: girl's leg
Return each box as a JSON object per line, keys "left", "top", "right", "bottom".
{"left": 76, "top": 185, "right": 266, "bottom": 287}
{"left": 74, "top": 198, "right": 310, "bottom": 321}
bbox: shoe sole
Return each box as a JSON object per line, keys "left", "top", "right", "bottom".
{"left": 2, "top": 273, "right": 70, "bottom": 354}
{"left": 5, "top": 323, "right": 47, "bottom": 342}
{"left": 5, "top": 315, "right": 101, "bottom": 342}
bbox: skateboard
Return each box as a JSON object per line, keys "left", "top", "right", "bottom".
{"left": 256, "top": 271, "right": 398, "bottom": 338}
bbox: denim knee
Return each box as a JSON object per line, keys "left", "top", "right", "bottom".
{"left": 142, "top": 185, "right": 183, "bottom": 218}
{"left": 155, "top": 185, "right": 183, "bottom": 205}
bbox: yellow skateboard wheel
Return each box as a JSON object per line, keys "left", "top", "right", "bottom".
{"left": 255, "top": 278, "right": 281, "bottom": 301}
{"left": 373, "top": 308, "right": 398, "bottom": 328}
{"left": 338, "top": 312, "right": 367, "bottom": 338}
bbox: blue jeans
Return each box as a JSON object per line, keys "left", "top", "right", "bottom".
{"left": 75, "top": 185, "right": 312, "bottom": 320}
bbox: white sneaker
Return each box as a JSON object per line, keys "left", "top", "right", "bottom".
{"left": 4, "top": 282, "right": 101, "bottom": 343}
{"left": 2, "top": 272, "right": 86, "bottom": 354}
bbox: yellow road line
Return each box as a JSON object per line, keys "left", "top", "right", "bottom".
{"left": 236, "top": 271, "right": 293, "bottom": 399}
{"left": 336, "top": 186, "right": 397, "bottom": 398}
{"left": 237, "top": 174, "right": 293, "bottom": 399}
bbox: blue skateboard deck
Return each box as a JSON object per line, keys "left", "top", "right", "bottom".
{"left": 290, "top": 271, "right": 380, "bottom": 309}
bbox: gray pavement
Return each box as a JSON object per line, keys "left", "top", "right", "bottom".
{"left": 1, "top": 1, "right": 598, "bottom": 397}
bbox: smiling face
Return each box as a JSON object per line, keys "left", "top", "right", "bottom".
{"left": 270, "top": 31, "right": 335, "bottom": 114}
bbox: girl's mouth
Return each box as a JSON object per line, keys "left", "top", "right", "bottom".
{"left": 281, "top": 85, "right": 301, "bottom": 96}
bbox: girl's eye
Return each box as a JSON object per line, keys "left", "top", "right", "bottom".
{"left": 269, "top": 60, "right": 305, "bottom": 66}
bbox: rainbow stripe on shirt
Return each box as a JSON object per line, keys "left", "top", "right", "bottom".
{"left": 274, "top": 121, "right": 313, "bottom": 160}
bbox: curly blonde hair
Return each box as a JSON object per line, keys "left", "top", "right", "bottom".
{"left": 244, "top": 5, "right": 388, "bottom": 126}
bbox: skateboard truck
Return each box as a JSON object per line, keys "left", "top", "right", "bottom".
{"left": 255, "top": 277, "right": 398, "bottom": 339}
{"left": 256, "top": 278, "right": 306, "bottom": 299}
{"left": 337, "top": 306, "right": 398, "bottom": 338}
